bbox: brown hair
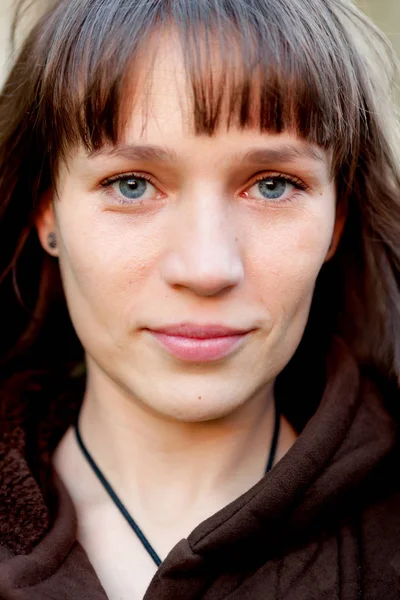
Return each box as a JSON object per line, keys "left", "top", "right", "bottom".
{"left": 0, "top": 0, "right": 399, "bottom": 426}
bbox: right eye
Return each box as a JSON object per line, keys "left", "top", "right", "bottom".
{"left": 101, "top": 173, "right": 161, "bottom": 204}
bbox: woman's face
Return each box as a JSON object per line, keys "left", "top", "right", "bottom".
{"left": 36, "top": 41, "right": 342, "bottom": 422}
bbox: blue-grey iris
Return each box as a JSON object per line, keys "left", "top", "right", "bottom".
{"left": 119, "top": 178, "right": 147, "bottom": 199}
{"left": 258, "top": 178, "right": 286, "bottom": 200}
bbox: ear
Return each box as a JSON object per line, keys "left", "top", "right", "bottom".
{"left": 325, "top": 198, "right": 347, "bottom": 262}
{"left": 34, "top": 189, "right": 59, "bottom": 257}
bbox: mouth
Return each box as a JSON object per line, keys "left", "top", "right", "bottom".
{"left": 145, "top": 323, "right": 254, "bottom": 362}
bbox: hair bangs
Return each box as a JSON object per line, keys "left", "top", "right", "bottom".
{"left": 31, "top": 0, "right": 367, "bottom": 181}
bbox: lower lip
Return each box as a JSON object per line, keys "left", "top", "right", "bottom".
{"left": 149, "top": 332, "right": 250, "bottom": 362}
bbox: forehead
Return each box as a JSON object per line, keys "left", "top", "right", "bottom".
{"left": 119, "top": 30, "right": 264, "bottom": 140}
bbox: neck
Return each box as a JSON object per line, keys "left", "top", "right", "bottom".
{"left": 79, "top": 379, "right": 276, "bottom": 508}
{"left": 53, "top": 360, "right": 296, "bottom": 556}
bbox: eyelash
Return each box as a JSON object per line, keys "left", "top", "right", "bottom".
{"left": 100, "top": 171, "right": 309, "bottom": 206}
{"left": 249, "top": 172, "right": 308, "bottom": 205}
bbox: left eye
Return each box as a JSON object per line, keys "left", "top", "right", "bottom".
{"left": 248, "top": 177, "right": 295, "bottom": 201}
{"left": 119, "top": 177, "right": 146, "bottom": 199}
{"left": 111, "top": 176, "right": 157, "bottom": 201}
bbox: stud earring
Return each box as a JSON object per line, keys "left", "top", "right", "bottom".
{"left": 47, "top": 232, "right": 57, "bottom": 249}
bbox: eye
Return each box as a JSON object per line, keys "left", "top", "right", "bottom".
{"left": 257, "top": 178, "right": 291, "bottom": 199}
{"left": 115, "top": 176, "right": 157, "bottom": 201}
{"left": 100, "top": 173, "right": 161, "bottom": 204}
{"left": 118, "top": 177, "right": 149, "bottom": 199}
{"left": 243, "top": 175, "right": 307, "bottom": 203}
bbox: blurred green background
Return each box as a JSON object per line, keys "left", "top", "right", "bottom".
{"left": 0, "top": 0, "right": 399, "bottom": 86}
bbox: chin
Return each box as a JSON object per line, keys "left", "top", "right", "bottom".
{"left": 140, "top": 388, "right": 250, "bottom": 423}
{"left": 163, "top": 403, "right": 240, "bottom": 423}
{"left": 112, "top": 351, "right": 273, "bottom": 423}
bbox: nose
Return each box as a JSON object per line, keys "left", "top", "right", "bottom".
{"left": 160, "top": 193, "right": 244, "bottom": 297}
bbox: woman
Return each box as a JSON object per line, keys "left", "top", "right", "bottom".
{"left": 0, "top": 0, "right": 399, "bottom": 598}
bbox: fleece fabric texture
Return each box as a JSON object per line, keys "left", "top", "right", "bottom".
{"left": 0, "top": 338, "right": 400, "bottom": 599}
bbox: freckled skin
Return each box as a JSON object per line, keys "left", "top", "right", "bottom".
{"left": 37, "top": 39, "right": 342, "bottom": 425}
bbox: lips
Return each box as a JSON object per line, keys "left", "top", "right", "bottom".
{"left": 145, "top": 323, "right": 254, "bottom": 362}
{"left": 148, "top": 323, "right": 252, "bottom": 338}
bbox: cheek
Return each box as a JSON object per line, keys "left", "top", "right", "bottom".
{"left": 55, "top": 207, "right": 162, "bottom": 337}
{"left": 244, "top": 204, "right": 335, "bottom": 317}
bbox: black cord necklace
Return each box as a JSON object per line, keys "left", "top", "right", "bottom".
{"left": 74, "top": 402, "right": 280, "bottom": 568}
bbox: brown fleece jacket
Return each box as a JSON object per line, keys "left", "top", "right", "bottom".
{"left": 0, "top": 338, "right": 400, "bottom": 599}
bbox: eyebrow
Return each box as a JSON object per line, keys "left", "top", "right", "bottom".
{"left": 89, "top": 144, "right": 178, "bottom": 163}
{"left": 89, "top": 142, "right": 325, "bottom": 165}
{"left": 238, "top": 144, "right": 325, "bottom": 164}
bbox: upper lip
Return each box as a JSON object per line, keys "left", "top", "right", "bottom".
{"left": 147, "top": 323, "right": 254, "bottom": 339}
